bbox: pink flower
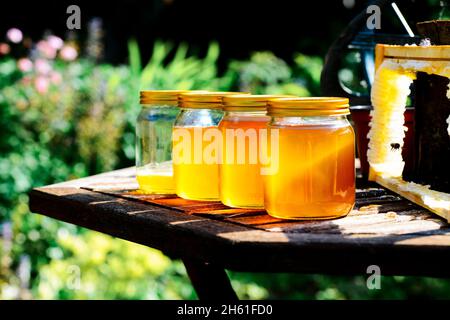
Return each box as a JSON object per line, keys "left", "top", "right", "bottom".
{"left": 0, "top": 43, "right": 10, "bottom": 55}
{"left": 59, "top": 45, "right": 78, "bottom": 61}
{"left": 50, "top": 71, "right": 62, "bottom": 85}
{"left": 35, "top": 58, "right": 52, "bottom": 75}
{"left": 37, "top": 40, "right": 57, "bottom": 59}
{"left": 35, "top": 76, "right": 49, "bottom": 94}
{"left": 47, "top": 35, "right": 64, "bottom": 50}
{"left": 17, "top": 58, "right": 33, "bottom": 72}
{"left": 6, "top": 28, "right": 23, "bottom": 43}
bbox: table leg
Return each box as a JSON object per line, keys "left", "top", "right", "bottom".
{"left": 182, "top": 259, "right": 238, "bottom": 301}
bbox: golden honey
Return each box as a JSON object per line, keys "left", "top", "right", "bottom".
{"left": 136, "top": 90, "right": 186, "bottom": 194}
{"left": 173, "top": 126, "right": 220, "bottom": 200}
{"left": 218, "top": 94, "right": 291, "bottom": 208}
{"left": 219, "top": 118, "right": 268, "bottom": 208}
{"left": 136, "top": 161, "right": 175, "bottom": 194}
{"left": 264, "top": 97, "right": 355, "bottom": 219}
{"left": 173, "top": 91, "right": 248, "bottom": 201}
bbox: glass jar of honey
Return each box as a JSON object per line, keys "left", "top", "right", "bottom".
{"left": 136, "top": 90, "right": 187, "bottom": 194}
{"left": 264, "top": 97, "right": 355, "bottom": 220}
{"left": 173, "top": 91, "right": 247, "bottom": 201}
{"left": 219, "top": 94, "right": 292, "bottom": 208}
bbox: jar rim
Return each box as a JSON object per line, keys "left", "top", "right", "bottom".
{"left": 140, "top": 90, "right": 190, "bottom": 103}
{"left": 267, "top": 97, "right": 350, "bottom": 116}
{"left": 222, "top": 94, "right": 295, "bottom": 111}
{"left": 179, "top": 91, "right": 249, "bottom": 109}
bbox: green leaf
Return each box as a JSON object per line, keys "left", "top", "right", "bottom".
{"left": 127, "top": 39, "right": 142, "bottom": 80}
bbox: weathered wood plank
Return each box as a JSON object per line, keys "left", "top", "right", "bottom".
{"left": 29, "top": 168, "right": 450, "bottom": 277}
{"left": 91, "top": 182, "right": 443, "bottom": 237}
{"left": 382, "top": 44, "right": 450, "bottom": 60}
{"left": 263, "top": 213, "right": 445, "bottom": 235}
{"left": 375, "top": 176, "right": 450, "bottom": 222}
{"left": 183, "top": 259, "right": 238, "bottom": 301}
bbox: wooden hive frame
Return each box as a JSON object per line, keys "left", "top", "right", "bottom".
{"left": 369, "top": 44, "right": 450, "bottom": 222}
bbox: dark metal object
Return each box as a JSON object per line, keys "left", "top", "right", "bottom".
{"left": 320, "top": 0, "right": 422, "bottom": 105}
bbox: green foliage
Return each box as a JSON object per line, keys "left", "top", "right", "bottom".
{"left": 229, "top": 52, "right": 291, "bottom": 94}
{"left": 293, "top": 53, "right": 323, "bottom": 96}
{"left": 0, "top": 49, "right": 141, "bottom": 298}
{"left": 127, "top": 38, "right": 142, "bottom": 82}
{"left": 0, "top": 59, "right": 131, "bottom": 219}
{"left": 0, "top": 37, "right": 234, "bottom": 299}
{"left": 35, "top": 231, "right": 196, "bottom": 299}
{"left": 228, "top": 51, "right": 318, "bottom": 96}
{"left": 229, "top": 272, "right": 450, "bottom": 300}
{"left": 136, "top": 40, "right": 225, "bottom": 91}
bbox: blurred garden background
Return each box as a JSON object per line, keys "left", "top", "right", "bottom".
{"left": 1, "top": 0, "right": 450, "bottom": 299}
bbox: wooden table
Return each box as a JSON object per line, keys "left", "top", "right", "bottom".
{"left": 29, "top": 167, "right": 450, "bottom": 300}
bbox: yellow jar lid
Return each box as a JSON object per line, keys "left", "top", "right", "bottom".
{"left": 140, "top": 90, "right": 189, "bottom": 104}
{"left": 268, "top": 97, "right": 350, "bottom": 116}
{"left": 179, "top": 91, "right": 249, "bottom": 109}
{"left": 222, "top": 94, "right": 295, "bottom": 111}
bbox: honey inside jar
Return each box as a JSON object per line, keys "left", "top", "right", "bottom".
{"left": 264, "top": 97, "right": 355, "bottom": 219}
{"left": 173, "top": 126, "right": 220, "bottom": 200}
{"left": 219, "top": 118, "right": 268, "bottom": 208}
{"left": 219, "top": 95, "right": 291, "bottom": 208}
{"left": 136, "top": 90, "right": 186, "bottom": 194}
{"left": 136, "top": 162, "right": 175, "bottom": 194}
{"left": 173, "top": 91, "right": 248, "bottom": 201}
